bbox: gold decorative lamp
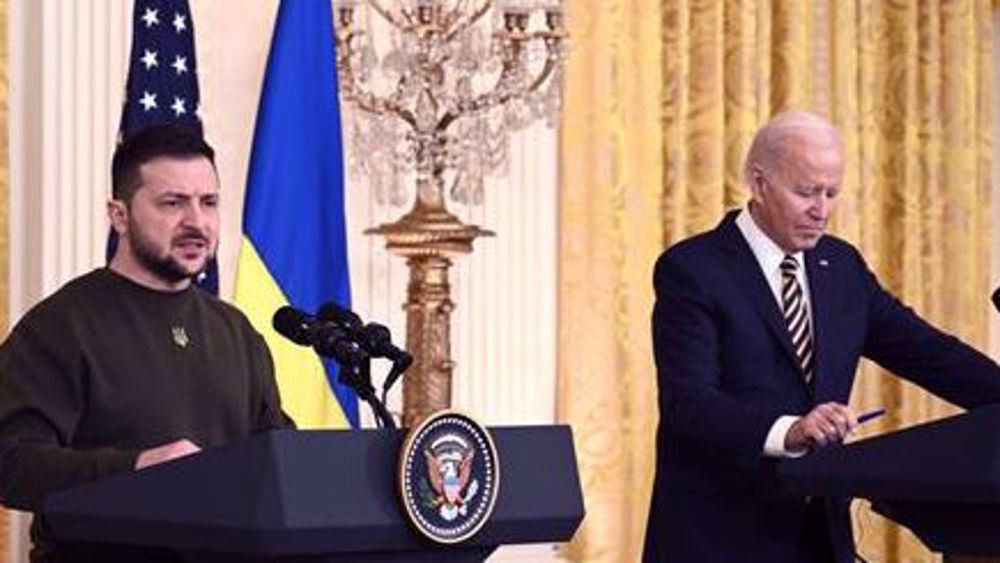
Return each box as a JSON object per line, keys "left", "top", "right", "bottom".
{"left": 333, "top": 0, "right": 566, "bottom": 428}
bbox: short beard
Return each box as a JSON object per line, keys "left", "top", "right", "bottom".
{"left": 128, "top": 224, "right": 211, "bottom": 286}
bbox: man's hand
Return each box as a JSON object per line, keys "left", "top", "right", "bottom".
{"left": 785, "top": 402, "right": 857, "bottom": 451}
{"left": 135, "top": 439, "right": 201, "bottom": 469}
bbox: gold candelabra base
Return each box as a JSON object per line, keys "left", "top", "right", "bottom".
{"left": 367, "top": 209, "right": 493, "bottom": 428}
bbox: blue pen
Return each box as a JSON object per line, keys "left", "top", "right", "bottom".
{"left": 857, "top": 408, "right": 886, "bottom": 425}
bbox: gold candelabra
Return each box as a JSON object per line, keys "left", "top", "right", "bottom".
{"left": 334, "top": 0, "right": 566, "bottom": 428}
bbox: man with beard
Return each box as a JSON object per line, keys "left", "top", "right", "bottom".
{"left": 0, "top": 124, "right": 292, "bottom": 562}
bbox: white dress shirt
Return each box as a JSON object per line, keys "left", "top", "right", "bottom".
{"left": 734, "top": 208, "right": 810, "bottom": 458}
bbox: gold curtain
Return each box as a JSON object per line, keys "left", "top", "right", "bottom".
{"left": 556, "top": 1, "right": 663, "bottom": 561}
{"left": 0, "top": 0, "right": 10, "bottom": 558}
{"left": 558, "top": 1, "right": 995, "bottom": 562}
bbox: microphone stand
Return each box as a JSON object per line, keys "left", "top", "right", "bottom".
{"left": 380, "top": 357, "right": 412, "bottom": 405}
{"left": 340, "top": 359, "right": 396, "bottom": 430}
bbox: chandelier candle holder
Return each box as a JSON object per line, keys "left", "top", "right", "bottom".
{"left": 334, "top": 0, "right": 566, "bottom": 428}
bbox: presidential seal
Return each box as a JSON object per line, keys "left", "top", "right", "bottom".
{"left": 398, "top": 410, "right": 500, "bottom": 544}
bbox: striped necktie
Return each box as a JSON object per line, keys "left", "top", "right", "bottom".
{"left": 780, "top": 255, "right": 814, "bottom": 382}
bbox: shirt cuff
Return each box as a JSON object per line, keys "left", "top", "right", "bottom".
{"left": 763, "top": 415, "right": 807, "bottom": 458}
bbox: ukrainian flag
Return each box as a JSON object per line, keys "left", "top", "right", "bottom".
{"left": 233, "top": 0, "right": 357, "bottom": 428}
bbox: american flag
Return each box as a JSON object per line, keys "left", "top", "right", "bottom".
{"left": 110, "top": 0, "right": 218, "bottom": 294}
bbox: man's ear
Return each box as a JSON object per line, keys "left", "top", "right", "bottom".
{"left": 748, "top": 165, "right": 767, "bottom": 201}
{"left": 107, "top": 200, "right": 128, "bottom": 235}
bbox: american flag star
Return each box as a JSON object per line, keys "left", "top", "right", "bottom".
{"left": 173, "top": 12, "right": 187, "bottom": 33}
{"left": 171, "top": 96, "right": 187, "bottom": 116}
{"left": 141, "top": 7, "right": 159, "bottom": 28}
{"left": 171, "top": 55, "right": 188, "bottom": 75}
{"left": 140, "top": 49, "right": 158, "bottom": 70}
{"left": 139, "top": 91, "right": 157, "bottom": 111}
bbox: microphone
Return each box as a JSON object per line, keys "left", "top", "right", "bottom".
{"left": 361, "top": 323, "right": 413, "bottom": 397}
{"left": 272, "top": 306, "right": 319, "bottom": 346}
{"left": 272, "top": 306, "right": 368, "bottom": 365}
{"left": 993, "top": 287, "right": 1000, "bottom": 314}
{"left": 317, "top": 303, "right": 412, "bottom": 395}
{"left": 361, "top": 323, "right": 413, "bottom": 365}
{"left": 318, "top": 302, "right": 410, "bottom": 363}
{"left": 318, "top": 302, "right": 363, "bottom": 332}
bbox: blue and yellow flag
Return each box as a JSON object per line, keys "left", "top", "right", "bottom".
{"left": 234, "top": 0, "right": 357, "bottom": 428}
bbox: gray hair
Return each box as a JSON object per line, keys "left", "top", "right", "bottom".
{"left": 743, "top": 111, "right": 843, "bottom": 184}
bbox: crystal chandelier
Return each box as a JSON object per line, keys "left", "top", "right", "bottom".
{"left": 334, "top": 0, "right": 566, "bottom": 427}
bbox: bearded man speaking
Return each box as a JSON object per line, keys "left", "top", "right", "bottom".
{"left": 0, "top": 124, "right": 293, "bottom": 563}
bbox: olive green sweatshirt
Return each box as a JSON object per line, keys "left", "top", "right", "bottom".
{"left": 0, "top": 268, "right": 291, "bottom": 511}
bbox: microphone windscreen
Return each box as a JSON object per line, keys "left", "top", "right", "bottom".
{"left": 272, "top": 306, "right": 314, "bottom": 345}
{"left": 361, "top": 323, "right": 392, "bottom": 345}
{"left": 318, "top": 302, "right": 363, "bottom": 330}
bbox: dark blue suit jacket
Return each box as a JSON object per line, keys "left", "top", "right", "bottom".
{"left": 642, "top": 211, "right": 1000, "bottom": 563}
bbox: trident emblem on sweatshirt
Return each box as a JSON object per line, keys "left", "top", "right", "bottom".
{"left": 172, "top": 326, "right": 189, "bottom": 348}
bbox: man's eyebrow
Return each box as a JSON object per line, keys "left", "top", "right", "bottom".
{"left": 796, "top": 183, "right": 838, "bottom": 191}
{"left": 155, "top": 188, "right": 218, "bottom": 197}
{"left": 155, "top": 191, "right": 194, "bottom": 199}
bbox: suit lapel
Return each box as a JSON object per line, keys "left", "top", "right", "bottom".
{"left": 714, "top": 213, "right": 802, "bottom": 371}
{"left": 805, "top": 247, "right": 833, "bottom": 398}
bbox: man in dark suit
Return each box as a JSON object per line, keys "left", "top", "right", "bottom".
{"left": 642, "top": 111, "right": 1000, "bottom": 563}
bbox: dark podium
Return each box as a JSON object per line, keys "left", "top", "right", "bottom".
{"left": 779, "top": 405, "right": 1000, "bottom": 560}
{"left": 44, "top": 426, "right": 584, "bottom": 562}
